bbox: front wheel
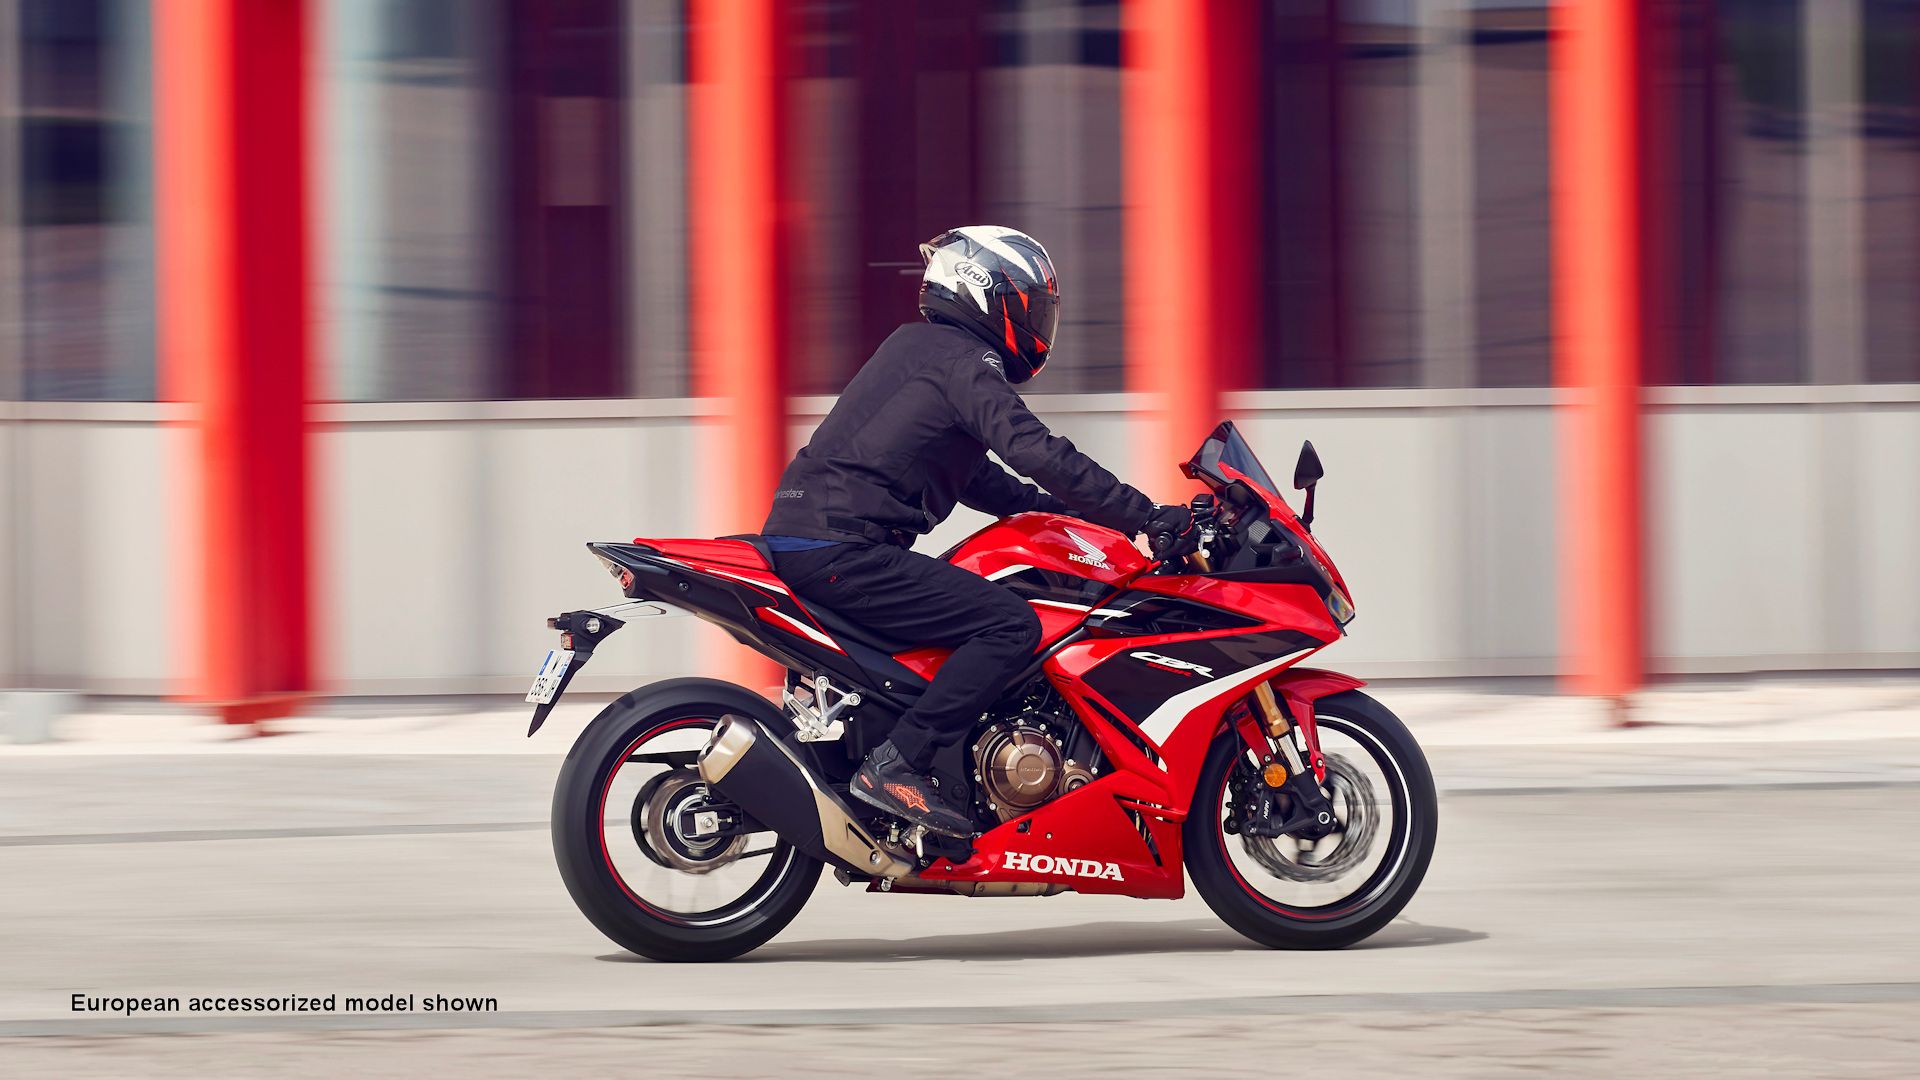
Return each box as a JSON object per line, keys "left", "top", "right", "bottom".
{"left": 551, "top": 679, "right": 823, "bottom": 962}
{"left": 1184, "top": 689, "right": 1437, "bottom": 949}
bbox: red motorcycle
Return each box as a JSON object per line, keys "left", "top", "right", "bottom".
{"left": 531, "top": 421, "right": 1436, "bottom": 961}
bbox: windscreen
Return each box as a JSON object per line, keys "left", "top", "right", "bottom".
{"left": 1186, "top": 421, "right": 1281, "bottom": 495}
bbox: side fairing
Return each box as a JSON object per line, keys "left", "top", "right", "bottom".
{"left": 1079, "top": 629, "right": 1326, "bottom": 744}
{"left": 1044, "top": 577, "right": 1335, "bottom": 805}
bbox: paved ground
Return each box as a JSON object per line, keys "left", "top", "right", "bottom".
{"left": 2, "top": 683, "right": 1918, "bottom": 1075}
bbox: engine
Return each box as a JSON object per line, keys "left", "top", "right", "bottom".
{"left": 971, "top": 686, "right": 1102, "bottom": 824}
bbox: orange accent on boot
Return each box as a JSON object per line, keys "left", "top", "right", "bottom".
{"left": 885, "top": 783, "right": 930, "bottom": 813}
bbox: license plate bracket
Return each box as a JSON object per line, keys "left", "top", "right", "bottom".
{"left": 526, "top": 648, "right": 576, "bottom": 705}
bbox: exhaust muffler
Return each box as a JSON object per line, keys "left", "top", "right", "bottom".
{"left": 698, "top": 714, "right": 913, "bottom": 879}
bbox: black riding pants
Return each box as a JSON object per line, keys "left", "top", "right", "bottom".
{"left": 773, "top": 542, "right": 1041, "bottom": 772}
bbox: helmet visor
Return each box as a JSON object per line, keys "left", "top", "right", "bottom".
{"left": 1026, "top": 290, "right": 1059, "bottom": 353}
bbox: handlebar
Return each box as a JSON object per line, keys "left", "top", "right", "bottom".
{"left": 1145, "top": 495, "right": 1222, "bottom": 575}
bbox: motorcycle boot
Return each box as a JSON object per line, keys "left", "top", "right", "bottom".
{"left": 850, "top": 740, "right": 975, "bottom": 837}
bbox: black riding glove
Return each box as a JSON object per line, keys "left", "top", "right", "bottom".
{"left": 1144, "top": 504, "right": 1200, "bottom": 559}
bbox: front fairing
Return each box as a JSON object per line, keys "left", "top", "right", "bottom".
{"left": 1212, "top": 461, "right": 1353, "bottom": 608}
{"left": 1183, "top": 422, "right": 1349, "bottom": 595}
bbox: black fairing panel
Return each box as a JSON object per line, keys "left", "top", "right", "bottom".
{"left": 1080, "top": 629, "right": 1325, "bottom": 730}
{"left": 1083, "top": 593, "right": 1261, "bottom": 636}
{"left": 992, "top": 567, "right": 1113, "bottom": 607}
{"left": 589, "top": 542, "right": 878, "bottom": 694}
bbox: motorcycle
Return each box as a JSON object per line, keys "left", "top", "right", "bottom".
{"left": 529, "top": 421, "right": 1437, "bottom": 961}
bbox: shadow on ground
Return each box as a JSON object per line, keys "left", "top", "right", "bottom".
{"left": 598, "top": 918, "right": 1484, "bottom": 964}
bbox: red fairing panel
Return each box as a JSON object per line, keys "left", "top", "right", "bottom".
{"left": 890, "top": 601, "right": 1086, "bottom": 680}
{"left": 916, "top": 770, "right": 1186, "bottom": 899}
{"left": 640, "top": 542, "right": 849, "bottom": 657}
{"left": 1051, "top": 635, "right": 1328, "bottom": 811}
{"left": 1125, "top": 574, "right": 1341, "bottom": 644}
{"left": 945, "top": 512, "right": 1146, "bottom": 586}
{"left": 1027, "top": 602, "right": 1090, "bottom": 646}
{"left": 636, "top": 537, "right": 771, "bottom": 571}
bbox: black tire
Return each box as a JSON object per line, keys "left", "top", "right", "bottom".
{"left": 1184, "top": 689, "right": 1437, "bottom": 950}
{"left": 551, "top": 678, "right": 823, "bottom": 962}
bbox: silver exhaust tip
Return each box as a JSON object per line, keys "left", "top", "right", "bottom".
{"left": 697, "top": 713, "right": 913, "bottom": 880}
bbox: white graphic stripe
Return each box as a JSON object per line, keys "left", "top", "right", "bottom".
{"left": 1136, "top": 650, "right": 1313, "bottom": 745}
{"left": 703, "top": 566, "right": 789, "bottom": 595}
{"left": 1029, "top": 599, "right": 1090, "bottom": 612}
{"left": 985, "top": 563, "right": 1033, "bottom": 581}
{"left": 1026, "top": 601, "right": 1131, "bottom": 619}
{"left": 759, "top": 607, "right": 844, "bottom": 653}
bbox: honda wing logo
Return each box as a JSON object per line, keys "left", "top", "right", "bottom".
{"left": 1064, "top": 529, "right": 1109, "bottom": 570}
{"left": 1132, "top": 651, "right": 1216, "bottom": 678}
{"left": 1003, "top": 851, "right": 1125, "bottom": 881}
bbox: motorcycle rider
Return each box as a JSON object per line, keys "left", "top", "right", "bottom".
{"left": 761, "top": 226, "right": 1199, "bottom": 837}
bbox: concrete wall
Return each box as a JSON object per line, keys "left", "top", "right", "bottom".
{"left": 1, "top": 388, "right": 1915, "bottom": 694}
{"left": 1, "top": 404, "right": 182, "bottom": 693}
{"left": 1648, "top": 386, "right": 1920, "bottom": 671}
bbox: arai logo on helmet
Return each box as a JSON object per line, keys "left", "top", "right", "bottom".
{"left": 954, "top": 260, "right": 994, "bottom": 289}
{"left": 1063, "top": 529, "right": 1109, "bottom": 570}
{"left": 1003, "top": 851, "right": 1125, "bottom": 881}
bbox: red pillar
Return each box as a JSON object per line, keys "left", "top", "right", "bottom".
{"left": 689, "top": 0, "right": 791, "bottom": 687}
{"left": 155, "top": 0, "right": 312, "bottom": 723}
{"left": 1553, "top": 0, "right": 1646, "bottom": 699}
{"left": 1124, "top": 0, "right": 1261, "bottom": 496}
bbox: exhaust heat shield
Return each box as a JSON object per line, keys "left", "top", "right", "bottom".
{"left": 698, "top": 714, "right": 912, "bottom": 879}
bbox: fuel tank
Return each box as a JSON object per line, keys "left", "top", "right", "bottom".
{"left": 887, "top": 515, "right": 1146, "bottom": 679}
{"left": 945, "top": 512, "right": 1146, "bottom": 596}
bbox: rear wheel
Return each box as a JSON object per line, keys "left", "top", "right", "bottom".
{"left": 551, "top": 680, "right": 822, "bottom": 962}
{"left": 1184, "top": 689, "right": 1437, "bottom": 949}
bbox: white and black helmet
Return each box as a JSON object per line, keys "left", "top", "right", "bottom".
{"left": 918, "top": 226, "right": 1060, "bottom": 384}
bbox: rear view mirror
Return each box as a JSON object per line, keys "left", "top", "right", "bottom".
{"left": 1293, "top": 441, "right": 1324, "bottom": 491}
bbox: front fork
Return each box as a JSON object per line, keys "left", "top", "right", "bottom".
{"left": 1229, "top": 682, "right": 1338, "bottom": 840}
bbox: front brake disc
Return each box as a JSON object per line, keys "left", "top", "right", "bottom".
{"left": 1241, "top": 752, "right": 1379, "bottom": 883}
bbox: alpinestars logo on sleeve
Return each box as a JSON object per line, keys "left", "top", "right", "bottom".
{"left": 981, "top": 352, "right": 1005, "bottom": 377}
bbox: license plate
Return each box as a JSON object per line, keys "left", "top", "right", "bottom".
{"left": 526, "top": 648, "right": 575, "bottom": 705}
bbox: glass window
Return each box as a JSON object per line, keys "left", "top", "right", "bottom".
{"left": 982, "top": 0, "right": 1126, "bottom": 394}
{"left": 319, "top": 0, "right": 498, "bottom": 401}
{"left": 13, "top": 0, "right": 154, "bottom": 401}
{"left": 625, "top": 0, "right": 690, "bottom": 398}
{"left": 1259, "top": 2, "right": 1345, "bottom": 388}
{"left": 1643, "top": 0, "right": 1720, "bottom": 385}
{"left": 1339, "top": 8, "right": 1421, "bottom": 388}
{"left": 1471, "top": 4, "right": 1553, "bottom": 388}
{"left": 1714, "top": 0, "right": 1807, "bottom": 384}
{"left": 786, "top": 0, "right": 1127, "bottom": 395}
{"left": 1861, "top": 0, "right": 1920, "bottom": 384}
{"left": 321, "top": 0, "right": 682, "bottom": 401}
{"left": 1257, "top": 3, "right": 1423, "bottom": 389}
{"left": 496, "top": 0, "right": 630, "bottom": 399}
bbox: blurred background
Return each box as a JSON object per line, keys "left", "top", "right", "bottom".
{"left": 0, "top": 0, "right": 1915, "bottom": 718}
{"left": 3, "top": 6, "right": 1918, "bottom": 1073}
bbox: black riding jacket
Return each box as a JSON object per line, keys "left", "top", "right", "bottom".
{"left": 762, "top": 321, "right": 1153, "bottom": 547}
